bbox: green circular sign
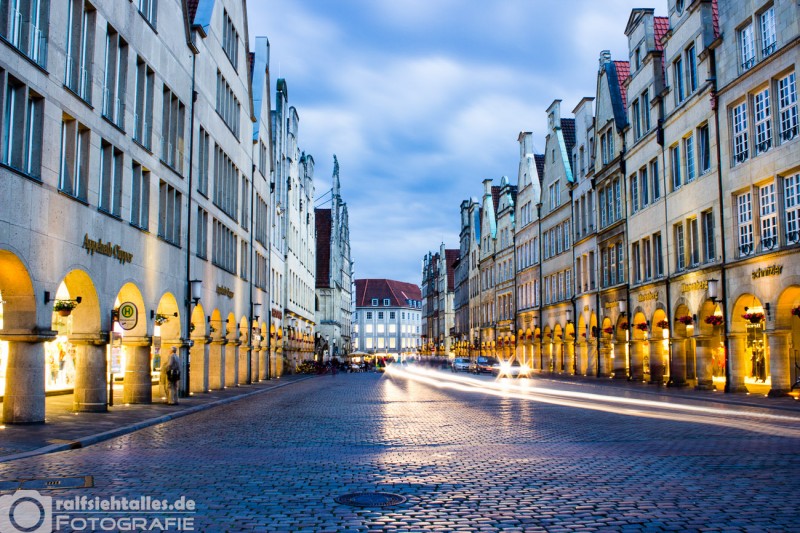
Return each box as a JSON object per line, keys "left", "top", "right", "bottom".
{"left": 118, "top": 302, "right": 138, "bottom": 330}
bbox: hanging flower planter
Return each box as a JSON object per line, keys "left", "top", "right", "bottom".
{"left": 704, "top": 315, "right": 724, "bottom": 326}
{"left": 677, "top": 315, "right": 694, "bottom": 325}
{"left": 154, "top": 313, "right": 170, "bottom": 326}
{"left": 792, "top": 306, "right": 800, "bottom": 318}
{"left": 656, "top": 319, "right": 670, "bottom": 329}
{"left": 635, "top": 323, "right": 649, "bottom": 332}
{"left": 619, "top": 322, "right": 630, "bottom": 331}
{"left": 602, "top": 326, "right": 614, "bottom": 335}
{"left": 742, "top": 312, "right": 764, "bottom": 324}
{"left": 53, "top": 299, "right": 78, "bottom": 317}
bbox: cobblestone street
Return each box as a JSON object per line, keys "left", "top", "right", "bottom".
{"left": 2, "top": 369, "right": 800, "bottom": 532}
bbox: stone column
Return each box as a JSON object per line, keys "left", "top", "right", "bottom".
{"left": 1, "top": 332, "right": 53, "bottom": 424}
{"left": 70, "top": 334, "right": 108, "bottom": 412}
{"left": 122, "top": 336, "right": 152, "bottom": 404}
{"left": 669, "top": 337, "right": 688, "bottom": 387}
{"left": 208, "top": 339, "right": 226, "bottom": 390}
{"left": 727, "top": 334, "right": 749, "bottom": 393}
{"left": 565, "top": 341, "right": 576, "bottom": 375}
{"left": 599, "top": 341, "right": 612, "bottom": 377}
{"left": 630, "top": 340, "right": 644, "bottom": 382}
{"left": 612, "top": 342, "right": 627, "bottom": 379}
{"left": 694, "top": 335, "right": 715, "bottom": 390}
{"left": 226, "top": 339, "right": 239, "bottom": 387}
{"left": 649, "top": 339, "right": 665, "bottom": 384}
{"left": 190, "top": 336, "right": 209, "bottom": 393}
{"left": 767, "top": 330, "right": 791, "bottom": 397}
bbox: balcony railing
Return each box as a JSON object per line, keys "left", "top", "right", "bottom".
{"left": 65, "top": 56, "right": 91, "bottom": 101}
{"left": 161, "top": 138, "right": 184, "bottom": 174}
{"left": 102, "top": 88, "right": 126, "bottom": 128}
{"left": 2, "top": 10, "right": 48, "bottom": 68}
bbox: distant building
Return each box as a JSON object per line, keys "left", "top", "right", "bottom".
{"left": 353, "top": 279, "right": 422, "bottom": 357}
{"left": 315, "top": 156, "right": 353, "bottom": 361}
{"left": 421, "top": 245, "right": 459, "bottom": 356}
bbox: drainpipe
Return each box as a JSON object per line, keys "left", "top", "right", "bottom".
{"left": 182, "top": 47, "right": 197, "bottom": 398}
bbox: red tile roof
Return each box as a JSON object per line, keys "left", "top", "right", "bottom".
{"left": 534, "top": 154, "right": 545, "bottom": 183}
{"left": 186, "top": 0, "right": 200, "bottom": 24}
{"left": 445, "top": 249, "right": 460, "bottom": 292}
{"left": 712, "top": 0, "right": 719, "bottom": 38}
{"left": 654, "top": 16, "right": 669, "bottom": 52}
{"left": 614, "top": 60, "right": 631, "bottom": 109}
{"left": 491, "top": 186, "right": 501, "bottom": 214}
{"left": 355, "top": 279, "right": 422, "bottom": 308}
{"left": 315, "top": 209, "right": 332, "bottom": 289}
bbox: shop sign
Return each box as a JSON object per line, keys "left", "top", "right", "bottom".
{"left": 681, "top": 280, "right": 708, "bottom": 293}
{"left": 604, "top": 301, "right": 618, "bottom": 309}
{"left": 82, "top": 234, "right": 133, "bottom": 265}
{"left": 117, "top": 302, "right": 138, "bottom": 330}
{"left": 216, "top": 285, "right": 234, "bottom": 298}
{"left": 637, "top": 291, "right": 659, "bottom": 302}
{"left": 271, "top": 309, "right": 283, "bottom": 319}
{"left": 752, "top": 264, "right": 782, "bottom": 279}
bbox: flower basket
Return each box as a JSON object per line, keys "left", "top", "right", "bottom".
{"left": 792, "top": 306, "right": 800, "bottom": 318}
{"left": 742, "top": 312, "right": 764, "bottom": 324}
{"left": 602, "top": 326, "right": 614, "bottom": 335}
{"left": 704, "top": 315, "right": 724, "bottom": 326}
{"left": 677, "top": 315, "right": 693, "bottom": 326}
{"left": 635, "top": 323, "right": 649, "bottom": 332}
{"left": 535, "top": 334, "right": 542, "bottom": 339}
{"left": 619, "top": 322, "right": 629, "bottom": 331}
{"left": 581, "top": 332, "right": 587, "bottom": 338}
{"left": 53, "top": 299, "right": 78, "bottom": 316}
{"left": 656, "top": 319, "right": 670, "bottom": 329}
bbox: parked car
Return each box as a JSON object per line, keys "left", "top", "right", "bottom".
{"left": 491, "top": 359, "right": 531, "bottom": 377}
{"left": 451, "top": 357, "right": 471, "bottom": 372}
{"left": 470, "top": 357, "right": 498, "bottom": 374}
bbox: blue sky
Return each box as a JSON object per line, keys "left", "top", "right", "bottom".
{"left": 248, "top": 0, "right": 662, "bottom": 286}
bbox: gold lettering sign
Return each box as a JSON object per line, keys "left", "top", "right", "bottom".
{"left": 272, "top": 309, "right": 283, "bottom": 319}
{"left": 216, "top": 285, "right": 234, "bottom": 298}
{"left": 604, "top": 301, "right": 618, "bottom": 309}
{"left": 82, "top": 234, "right": 133, "bottom": 265}
{"left": 681, "top": 280, "right": 708, "bottom": 293}
{"left": 637, "top": 291, "right": 659, "bottom": 302}
{"left": 583, "top": 305, "right": 590, "bottom": 312}
{"left": 752, "top": 264, "right": 782, "bottom": 279}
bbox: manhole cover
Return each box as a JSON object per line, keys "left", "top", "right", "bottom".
{"left": 335, "top": 492, "right": 407, "bottom": 508}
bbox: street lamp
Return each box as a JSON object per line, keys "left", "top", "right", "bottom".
{"left": 707, "top": 278, "right": 719, "bottom": 303}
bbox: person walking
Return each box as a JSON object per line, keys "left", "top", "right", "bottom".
{"left": 161, "top": 346, "right": 181, "bottom": 405}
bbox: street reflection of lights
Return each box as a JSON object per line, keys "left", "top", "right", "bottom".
{"left": 386, "top": 365, "right": 800, "bottom": 435}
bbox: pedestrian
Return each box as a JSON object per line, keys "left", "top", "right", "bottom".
{"left": 160, "top": 346, "right": 181, "bottom": 405}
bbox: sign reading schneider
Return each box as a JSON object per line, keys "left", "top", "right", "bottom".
{"left": 83, "top": 234, "right": 133, "bottom": 265}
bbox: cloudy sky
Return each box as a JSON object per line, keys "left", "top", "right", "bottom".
{"left": 248, "top": 0, "right": 662, "bottom": 286}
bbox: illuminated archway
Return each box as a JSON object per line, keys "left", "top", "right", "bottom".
{"left": 730, "top": 294, "right": 768, "bottom": 393}
{"left": 650, "top": 308, "right": 669, "bottom": 384}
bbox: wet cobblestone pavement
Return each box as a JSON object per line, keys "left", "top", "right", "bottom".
{"left": 2, "top": 368, "right": 800, "bottom": 532}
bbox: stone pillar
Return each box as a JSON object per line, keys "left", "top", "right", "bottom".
{"left": 122, "top": 336, "right": 152, "bottom": 404}
{"left": 208, "top": 339, "right": 225, "bottom": 390}
{"left": 669, "top": 337, "right": 688, "bottom": 387}
{"left": 599, "top": 341, "right": 613, "bottom": 377}
{"left": 649, "top": 339, "right": 665, "bottom": 384}
{"left": 612, "top": 342, "right": 627, "bottom": 379}
{"left": 565, "top": 341, "right": 576, "bottom": 375}
{"left": 630, "top": 340, "right": 644, "bottom": 382}
{"left": 694, "top": 335, "right": 715, "bottom": 390}
{"left": 585, "top": 340, "right": 596, "bottom": 376}
{"left": 2, "top": 332, "right": 52, "bottom": 424}
{"left": 727, "top": 334, "right": 749, "bottom": 393}
{"left": 226, "top": 340, "right": 238, "bottom": 387}
{"left": 767, "top": 330, "right": 791, "bottom": 397}
{"left": 190, "top": 337, "right": 209, "bottom": 393}
{"left": 71, "top": 334, "right": 108, "bottom": 412}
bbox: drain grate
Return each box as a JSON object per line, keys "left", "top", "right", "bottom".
{"left": 334, "top": 492, "right": 407, "bottom": 508}
{"left": 0, "top": 476, "right": 93, "bottom": 491}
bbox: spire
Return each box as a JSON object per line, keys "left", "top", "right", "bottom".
{"left": 332, "top": 154, "right": 341, "bottom": 197}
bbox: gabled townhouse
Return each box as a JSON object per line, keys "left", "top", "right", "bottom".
{"left": 494, "top": 178, "right": 517, "bottom": 362}
{"left": 571, "top": 97, "right": 599, "bottom": 376}
{"left": 478, "top": 180, "right": 499, "bottom": 355}
{"left": 452, "top": 199, "right": 476, "bottom": 357}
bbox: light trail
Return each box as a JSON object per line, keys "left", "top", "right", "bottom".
{"left": 385, "top": 365, "right": 800, "bottom": 437}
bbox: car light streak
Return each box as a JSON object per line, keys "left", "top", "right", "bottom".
{"left": 385, "top": 365, "right": 800, "bottom": 437}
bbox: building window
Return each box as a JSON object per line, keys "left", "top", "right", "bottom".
{"left": 685, "top": 43, "right": 697, "bottom": 94}
{"left": 759, "top": 182, "right": 777, "bottom": 250}
{"left": 642, "top": 89, "right": 651, "bottom": 132}
{"left": 654, "top": 232, "right": 664, "bottom": 277}
{"left": 702, "top": 210, "right": 715, "bottom": 263}
{"left": 670, "top": 144, "right": 681, "bottom": 190}
{"left": 675, "top": 223, "right": 685, "bottom": 271}
{"left": 639, "top": 167, "right": 649, "bottom": 208}
{"left": 138, "top": 0, "right": 157, "bottom": 27}
{"left": 213, "top": 144, "right": 239, "bottom": 221}
{"left": 673, "top": 56, "right": 685, "bottom": 104}
{"left": 688, "top": 217, "right": 700, "bottom": 267}
{"left": 609, "top": 245, "right": 617, "bottom": 286}
{"left": 549, "top": 180, "right": 560, "bottom": 209}
{"left": 754, "top": 89, "right": 772, "bottom": 154}
{"left": 732, "top": 102, "right": 749, "bottom": 164}
{"left": 643, "top": 238, "right": 653, "bottom": 280}
{"left": 102, "top": 26, "right": 127, "bottom": 129}
{"left": 651, "top": 159, "right": 660, "bottom": 200}
{"left": 3, "top": 77, "right": 43, "bottom": 178}
{"left": 616, "top": 242, "right": 624, "bottom": 282}
{"left": 599, "top": 188, "right": 607, "bottom": 227}
{"left": 216, "top": 71, "right": 240, "bottom": 138}
{"left": 760, "top": 6, "right": 776, "bottom": 57}
{"left": 390, "top": 311, "right": 395, "bottom": 320}
{"left": 632, "top": 99, "right": 641, "bottom": 140}
{"left": 240, "top": 241, "right": 248, "bottom": 280}
{"left": 366, "top": 311, "right": 373, "bottom": 319}
{"left": 778, "top": 73, "right": 798, "bottom": 142}
{"left": 133, "top": 57, "right": 154, "bottom": 148}
{"left": 378, "top": 312, "right": 384, "bottom": 320}
{"left": 684, "top": 134, "right": 695, "bottom": 182}
{"left": 130, "top": 162, "right": 150, "bottom": 230}
{"left": 0, "top": 0, "right": 49, "bottom": 67}
{"left": 197, "top": 127, "right": 209, "bottom": 196}
{"left": 383, "top": 298, "right": 390, "bottom": 306}
{"left": 161, "top": 87, "right": 185, "bottom": 173}
{"left": 371, "top": 299, "right": 378, "bottom": 306}
{"left": 737, "top": 191, "right": 753, "bottom": 255}
{"left": 785, "top": 174, "right": 800, "bottom": 243}
{"left": 99, "top": 140, "right": 123, "bottom": 217}
{"left": 632, "top": 242, "right": 641, "bottom": 283}
{"left": 698, "top": 124, "right": 711, "bottom": 175}
{"left": 613, "top": 178, "right": 622, "bottom": 220}
{"left": 630, "top": 174, "right": 639, "bottom": 214}
{"left": 196, "top": 207, "right": 208, "bottom": 259}
{"left": 65, "top": 0, "right": 93, "bottom": 102}
{"left": 158, "top": 180, "right": 181, "bottom": 246}
{"left": 222, "top": 9, "right": 239, "bottom": 70}
{"left": 240, "top": 176, "right": 249, "bottom": 230}
{"left": 211, "top": 219, "right": 236, "bottom": 273}
{"left": 740, "top": 23, "right": 755, "bottom": 71}
{"left": 58, "top": 117, "right": 89, "bottom": 199}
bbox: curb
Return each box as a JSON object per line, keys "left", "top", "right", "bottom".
{"left": 0, "top": 376, "right": 315, "bottom": 464}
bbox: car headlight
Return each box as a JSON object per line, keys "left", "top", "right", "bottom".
{"left": 499, "top": 363, "right": 511, "bottom": 371}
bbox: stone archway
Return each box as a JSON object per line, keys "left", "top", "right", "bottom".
{"left": 0, "top": 250, "right": 45, "bottom": 423}
{"left": 600, "top": 317, "right": 613, "bottom": 377}
{"left": 564, "top": 321, "right": 575, "bottom": 375}
{"left": 612, "top": 315, "right": 629, "bottom": 379}
{"left": 114, "top": 282, "right": 150, "bottom": 404}
{"left": 771, "top": 286, "right": 800, "bottom": 396}
{"left": 238, "top": 316, "right": 250, "bottom": 385}
{"left": 630, "top": 310, "right": 648, "bottom": 382}
{"left": 189, "top": 302, "right": 208, "bottom": 394}
{"left": 553, "top": 324, "right": 565, "bottom": 373}
{"left": 671, "top": 303, "right": 693, "bottom": 387}
{"left": 543, "top": 326, "right": 553, "bottom": 372}
{"left": 207, "top": 309, "right": 225, "bottom": 390}
{"left": 650, "top": 308, "right": 669, "bottom": 384}
{"left": 697, "top": 299, "right": 725, "bottom": 390}
{"left": 730, "top": 294, "right": 768, "bottom": 393}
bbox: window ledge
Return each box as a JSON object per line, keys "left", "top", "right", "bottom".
{"left": 1, "top": 162, "right": 42, "bottom": 185}
{"left": 97, "top": 207, "right": 123, "bottom": 221}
